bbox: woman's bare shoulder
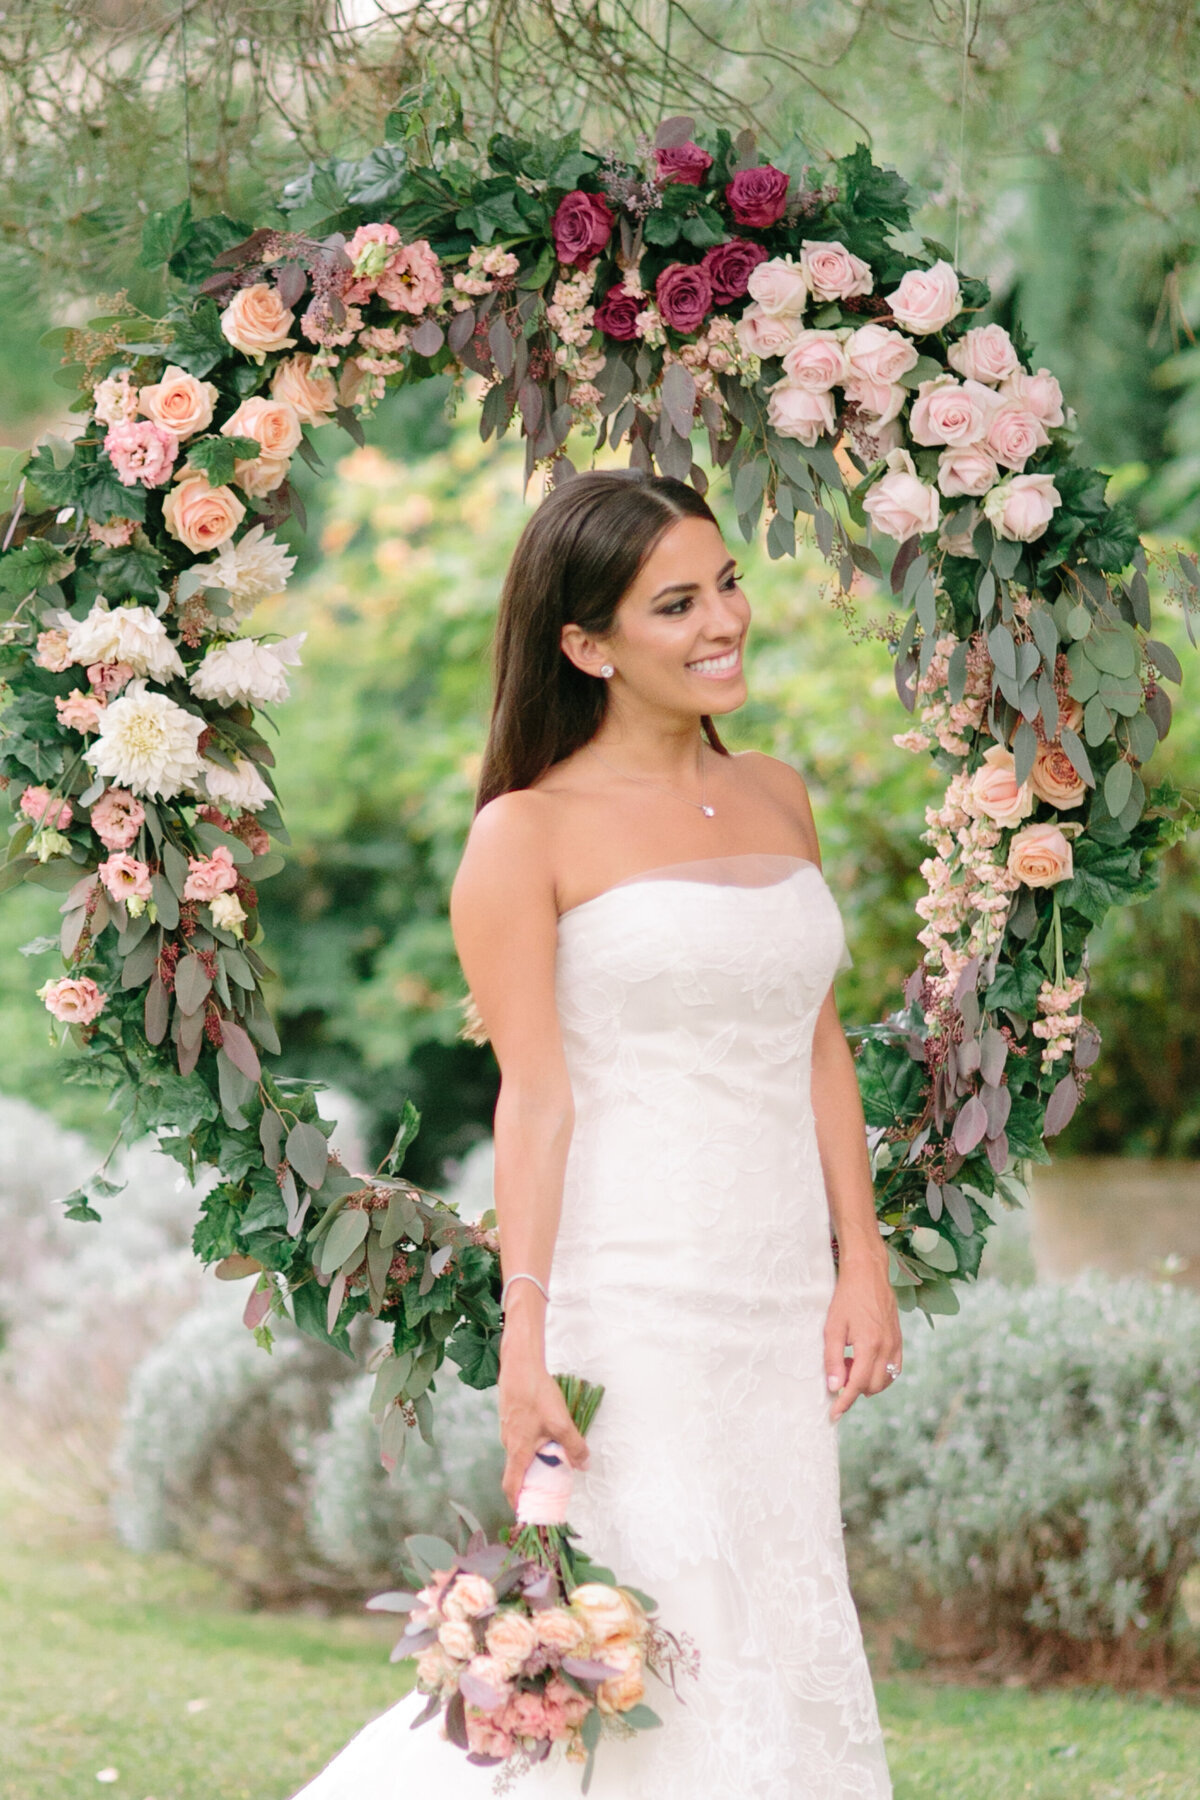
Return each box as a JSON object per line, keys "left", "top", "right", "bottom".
{"left": 729, "top": 749, "right": 821, "bottom": 855}
{"left": 453, "top": 789, "right": 557, "bottom": 896}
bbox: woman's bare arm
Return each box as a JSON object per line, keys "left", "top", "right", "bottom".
{"left": 449, "top": 791, "right": 590, "bottom": 1509}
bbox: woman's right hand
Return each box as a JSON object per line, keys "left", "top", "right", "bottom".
{"left": 498, "top": 1348, "right": 590, "bottom": 1513}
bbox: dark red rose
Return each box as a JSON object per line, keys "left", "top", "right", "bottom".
{"left": 551, "top": 189, "right": 615, "bottom": 270}
{"left": 654, "top": 142, "right": 714, "bottom": 187}
{"left": 594, "top": 285, "right": 643, "bottom": 341}
{"left": 701, "top": 238, "right": 769, "bottom": 304}
{"left": 725, "top": 164, "right": 790, "bottom": 229}
{"left": 655, "top": 262, "right": 714, "bottom": 334}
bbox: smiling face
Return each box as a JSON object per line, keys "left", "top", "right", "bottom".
{"left": 559, "top": 515, "right": 751, "bottom": 722}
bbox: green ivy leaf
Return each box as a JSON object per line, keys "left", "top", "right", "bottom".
{"left": 187, "top": 435, "right": 260, "bottom": 487}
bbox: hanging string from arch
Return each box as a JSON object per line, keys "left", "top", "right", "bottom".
{"left": 952, "top": 0, "right": 972, "bottom": 266}
{"left": 179, "top": 1, "right": 195, "bottom": 202}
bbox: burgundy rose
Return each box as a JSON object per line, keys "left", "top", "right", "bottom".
{"left": 655, "top": 262, "right": 714, "bottom": 334}
{"left": 701, "top": 238, "right": 769, "bottom": 304}
{"left": 551, "top": 189, "right": 615, "bottom": 270}
{"left": 654, "top": 142, "right": 714, "bottom": 187}
{"left": 725, "top": 164, "right": 790, "bottom": 229}
{"left": 594, "top": 285, "right": 642, "bottom": 341}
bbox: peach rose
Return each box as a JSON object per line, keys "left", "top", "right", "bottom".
{"left": 441, "top": 1572, "right": 498, "bottom": 1622}
{"left": 220, "top": 283, "right": 297, "bottom": 362}
{"left": 1008, "top": 821, "right": 1074, "bottom": 888}
{"left": 745, "top": 256, "right": 808, "bottom": 317}
{"left": 862, "top": 451, "right": 940, "bottom": 542}
{"left": 909, "top": 376, "right": 997, "bottom": 447}
{"left": 984, "top": 401, "right": 1050, "bottom": 472}
{"left": 568, "top": 1584, "right": 646, "bottom": 1646}
{"left": 437, "top": 1619, "right": 477, "bottom": 1661}
{"left": 594, "top": 1641, "right": 646, "bottom": 1715}
{"left": 937, "top": 442, "right": 1000, "bottom": 498}
{"left": 937, "top": 513, "right": 980, "bottom": 558}
{"left": 415, "top": 1643, "right": 455, "bottom": 1693}
{"left": 766, "top": 380, "right": 836, "bottom": 446}
{"left": 162, "top": 473, "right": 246, "bottom": 552}
{"left": 533, "top": 1607, "right": 586, "bottom": 1655}
{"left": 886, "top": 259, "right": 962, "bottom": 335}
{"left": 844, "top": 322, "right": 918, "bottom": 386}
{"left": 800, "top": 238, "right": 873, "bottom": 302}
{"left": 946, "top": 323, "right": 1019, "bottom": 385}
{"left": 779, "top": 329, "right": 850, "bottom": 390}
{"left": 1058, "top": 695, "right": 1084, "bottom": 736}
{"left": 735, "top": 303, "right": 802, "bottom": 360}
{"left": 968, "top": 743, "right": 1036, "bottom": 827}
{"left": 999, "top": 366, "right": 1065, "bottom": 428}
{"left": 221, "top": 395, "right": 303, "bottom": 462}
{"left": 137, "top": 365, "right": 218, "bottom": 440}
{"left": 982, "top": 473, "right": 1061, "bottom": 543}
{"left": 37, "top": 975, "right": 106, "bottom": 1024}
{"left": 484, "top": 1609, "right": 539, "bottom": 1675}
{"left": 270, "top": 353, "right": 338, "bottom": 425}
{"left": 1030, "top": 743, "right": 1087, "bottom": 809}
{"left": 843, "top": 374, "right": 906, "bottom": 429}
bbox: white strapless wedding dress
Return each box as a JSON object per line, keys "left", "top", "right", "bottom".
{"left": 293, "top": 853, "right": 893, "bottom": 1800}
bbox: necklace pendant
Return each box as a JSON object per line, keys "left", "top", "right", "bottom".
{"left": 702, "top": 805, "right": 715, "bottom": 817}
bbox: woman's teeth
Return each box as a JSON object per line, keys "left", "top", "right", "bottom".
{"left": 686, "top": 648, "right": 740, "bottom": 676}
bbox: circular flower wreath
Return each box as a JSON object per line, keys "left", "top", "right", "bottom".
{"left": 1, "top": 111, "right": 1196, "bottom": 1447}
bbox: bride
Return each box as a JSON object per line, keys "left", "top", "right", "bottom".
{"left": 295, "top": 469, "right": 900, "bottom": 1798}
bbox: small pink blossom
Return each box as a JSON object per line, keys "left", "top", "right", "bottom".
{"left": 34, "top": 629, "right": 73, "bottom": 672}
{"left": 55, "top": 690, "right": 106, "bottom": 733}
{"left": 98, "top": 852, "right": 152, "bottom": 902}
{"left": 378, "top": 239, "right": 444, "bottom": 314}
{"left": 87, "top": 661, "right": 134, "bottom": 698}
{"left": 90, "top": 788, "right": 144, "bottom": 851}
{"left": 88, "top": 517, "right": 138, "bottom": 548}
{"left": 463, "top": 1709, "right": 514, "bottom": 1759}
{"left": 182, "top": 844, "right": 239, "bottom": 902}
{"left": 38, "top": 975, "right": 106, "bottom": 1024}
{"left": 19, "top": 785, "right": 72, "bottom": 830}
{"left": 104, "top": 419, "right": 178, "bottom": 489}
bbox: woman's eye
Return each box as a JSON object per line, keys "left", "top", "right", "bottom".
{"left": 661, "top": 597, "right": 692, "bottom": 615}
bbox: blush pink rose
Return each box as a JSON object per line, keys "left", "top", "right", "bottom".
{"left": 104, "top": 420, "right": 178, "bottom": 489}
{"left": 746, "top": 256, "right": 808, "bottom": 317}
{"left": 55, "top": 690, "right": 106, "bottom": 733}
{"left": 999, "top": 366, "right": 1065, "bottom": 428}
{"left": 437, "top": 1619, "right": 476, "bottom": 1661}
{"left": 442, "top": 1573, "right": 498, "bottom": 1622}
{"left": 862, "top": 453, "right": 940, "bottom": 541}
{"left": 551, "top": 190, "right": 614, "bottom": 270}
{"left": 1030, "top": 743, "right": 1087, "bottom": 809}
{"left": 221, "top": 395, "right": 303, "bottom": 461}
{"left": 736, "top": 303, "right": 802, "bottom": 359}
{"left": 137, "top": 365, "right": 218, "bottom": 439}
{"left": 725, "top": 164, "right": 789, "bottom": 228}
{"left": 982, "top": 473, "right": 1061, "bottom": 543}
{"left": 182, "top": 844, "right": 239, "bottom": 902}
{"left": 88, "top": 517, "right": 137, "bottom": 548}
{"left": 98, "top": 851, "right": 152, "bottom": 902}
{"left": 947, "top": 323, "right": 1020, "bottom": 385}
{"left": 779, "top": 329, "right": 850, "bottom": 390}
{"left": 654, "top": 141, "right": 713, "bottom": 186}
{"left": 37, "top": 975, "right": 106, "bottom": 1025}
{"left": 1008, "top": 821, "right": 1074, "bottom": 887}
{"left": 766, "top": 381, "right": 836, "bottom": 446}
{"left": 20, "top": 785, "right": 73, "bottom": 829}
{"left": 162, "top": 473, "right": 246, "bottom": 553}
{"left": 701, "top": 238, "right": 769, "bottom": 304}
{"left": 886, "top": 259, "right": 962, "bottom": 335}
{"left": 937, "top": 442, "right": 1000, "bottom": 497}
{"left": 909, "top": 376, "right": 998, "bottom": 447}
{"left": 485, "top": 1610, "right": 539, "bottom": 1675}
{"left": 844, "top": 322, "right": 918, "bottom": 386}
{"left": 90, "top": 787, "right": 144, "bottom": 850}
{"left": 87, "top": 661, "right": 134, "bottom": 698}
{"left": 35, "top": 629, "right": 73, "bottom": 672}
{"left": 843, "top": 374, "right": 906, "bottom": 428}
{"left": 270, "top": 354, "right": 338, "bottom": 425}
{"left": 220, "top": 283, "right": 297, "bottom": 361}
{"left": 800, "top": 238, "right": 873, "bottom": 301}
{"left": 655, "top": 262, "right": 713, "bottom": 333}
{"left": 533, "top": 1608, "right": 586, "bottom": 1655}
{"left": 985, "top": 402, "right": 1051, "bottom": 471}
{"left": 968, "top": 744, "right": 1035, "bottom": 827}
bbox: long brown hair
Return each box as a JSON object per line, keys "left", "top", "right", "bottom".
{"left": 475, "top": 470, "right": 730, "bottom": 811}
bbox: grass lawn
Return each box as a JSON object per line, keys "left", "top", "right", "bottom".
{"left": 3, "top": 1483, "right": 1199, "bottom": 1800}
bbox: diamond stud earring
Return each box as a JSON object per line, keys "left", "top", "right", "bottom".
{"left": 599, "top": 663, "right": 614, "bottom": 678}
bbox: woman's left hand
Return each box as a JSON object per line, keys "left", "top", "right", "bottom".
{"left": 823, "top": 1254, "right": 903, "bottom": 1421}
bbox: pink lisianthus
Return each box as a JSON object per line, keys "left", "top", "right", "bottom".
{"left": 98, "top": 851, "right": 152, "bottom": 903}
{"left": 378, "top": 239, "right": 444, "bottom": 314}
{"left": 104, "top": 419, "right": 178, "bottom": 489}
{"left": 34, "top": 629, "right": 73, "bottom": 672}
{"left": 38, "top": 975, "right": 107, "bottom": 1025}
{"left": 654, "top": 141, "right": 713, "bottom": 186}
{"left": 88, "top": 517, "right": 138, "bottom": 548}
{"left": 463, "top": 1709, "right": 514, "bottom": 1760}
{"left": 90, "top": 787, "right": 144, "bottom": 851}
{"left": 182, "top": 844, "right": 239, "bottom": 902}
{"left": 19, "top": 785, "right": 72, "bottom": 830}
{"left": 87, "top": 661, "right": 135, "bottom": 698}
{"left": 544, "top": 1674, "right": 592, "bottom": 1729}
{"left": 55, "top": 690, "right": 106, "bottom": 733}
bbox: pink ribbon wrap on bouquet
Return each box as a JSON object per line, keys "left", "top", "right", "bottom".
{"left": 515, "top": 1439, "right": 575, "bottom": 1525}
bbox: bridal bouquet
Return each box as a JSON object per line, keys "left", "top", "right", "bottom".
{"left": 367, "top": 1375, "right": 698, "bottom": 1793}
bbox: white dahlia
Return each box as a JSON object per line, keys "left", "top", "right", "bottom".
{"left": 198, "top": 524, "right": 297, "bottom": 621}
{"left": 189, "top": 633, "right": 305, "bottom": 708}
{"left": 199, "top": 753, "right": 274, "bottom": 813}
{"left": 67, "top": 602, "right": 186, "bottom": 683}
{"left": 83, "top": 681, "right": 206, "bottom": 799}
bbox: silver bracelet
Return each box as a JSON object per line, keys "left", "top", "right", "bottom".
{"left": 500, "top": 1271, "right": 551, "bottom": 1312}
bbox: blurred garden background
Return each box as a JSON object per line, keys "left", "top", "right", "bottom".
{"left": 2, "top": 4, "right": 1200, "bottom": 1797}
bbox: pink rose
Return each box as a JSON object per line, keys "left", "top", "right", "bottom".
{"left": 1030, "top": 744, "right": 1087, "bottom": 809}
{"left": 999, "top": 367, "right": 1065, "bottom": 429}
{"left": 137, "top": 365, "right": 218, "bottom": 440}
{"left": 766, "top": 381, "right": 836, "bottom": 446}
{"left": 442, "top": 1572, "right": 498, "bottom": 1622}
{"left": 736, "top": 304, "right": 801, "bottom": 359}
{"left": 746, "top": 256, "right": 808, "bottom": 317}
{"left": 594, "top": 1641, "right": 646, "bottom": 1715}
{"left": 1008, "top": 821, "right": 1074, "bottom": 888}
{"left": 947, "top": 323, "right": 1019, "bottom": 385}
{"left": 725, "top": 164, "right": 789, "bottom": 228}
{"left": 377, "top": 239, "right": 443, "bottom": 314}
{"left": 270, "top": 354, "right": 338, "bottom": 425}
{"left": 35, "top": 629, "right": 73, "bottom": 672}
{"left": 55, "top": 690, "right": 106, "bottom": 733}
{"left": 937, "top": 442, "right": 1000, "bottom": 498}
{"left": 221, "top": 394, "right": 303, "bottom": 496}
{"left": 843, "top": 374, "right": 906, "bottom": 428}
{"left": 88, "top": 661, "right": 134, "bottom": 698}
{"left": 90, "top": 788, "right": 144, "bottom": 850}
{"left": 88, "top": 517, "right": 137, "bottom": 548}
{"left": 98, "top": 852, "right": 152, "bottom": 902}
{"left": 985, "top": 401, "right": 1051, "bottom": 473}
{"left": 20, "top": 785, "right": 72, "bottom": 830}
{"left": 655, "top": 261, "right": 713, "bottom": 334}
{"left": 37, "top": 975, "right": 106, "bottom": 1025}
{"left": 219, "top": 283, "right": 297, "bottom": 361}
{"left": 533, "top": 1608, "right": 586, "bottom": 1655}
{"left": 551, "top": 190, "right": 614, "bottom": 270}
{"left": 162, "top": 473, "right": 246, "bottom": 553}
{"left": 182, "top": 845, "right": 239, "bottom": 902}
{"left": 104, "top": 420, "right": 178, "bottom": 489}
{"left": 844, "top": 322, "right": 918, "bottom": 386}
{"left": 654, "top": 142, "right": 713, "bottom": 186}
{"left": 968, "top": 744, "right": 1035, "bottom": 827}
{"left": 862, "top": 453, "right": 940, "bottom": 541}
{"left": 800, "top": 238, "right": 873, "bottom": 302}
{"left": 436, "top": 1619, "right": 476, "bottom": 1661}
{"left": 909, "top": 376, "right": 997, "bottom": 447}
{"left": 701, "top": 238, "right": 769, "bottom": 304}
{"left": 982, "top": 473, "right": 1061, "bottom": 543}
{"left": 485, "top": 1610, "right": 539, "bottom": 1675}
{"left": 593, "top": 286, "right": 642, "bottom": 341}
{"left": 886, "top": 259, "right": 962, "bottom": 335}
{"left": 780, "top": 329, "right": 850, "bottom": 390}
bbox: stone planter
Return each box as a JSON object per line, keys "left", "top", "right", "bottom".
{"left": 1029, "top": 1157, "right": 1200, "bottom": 1290}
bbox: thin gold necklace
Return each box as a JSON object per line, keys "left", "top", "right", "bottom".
{"left": 585, "top": 736, "right": 715, "bottom": 817}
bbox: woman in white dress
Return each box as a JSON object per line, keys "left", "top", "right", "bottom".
{"left": 295, "top": 470, "right": 900, "bottom": 1799}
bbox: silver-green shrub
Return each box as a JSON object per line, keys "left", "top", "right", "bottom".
{"left": 839, "top": 1274, "right": 1200, "bottom": 1661}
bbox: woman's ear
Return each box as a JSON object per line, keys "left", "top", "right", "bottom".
{"left": 560, "top": 621, "right": 610, "bottom": 678}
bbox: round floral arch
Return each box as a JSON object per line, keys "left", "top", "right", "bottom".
{"left": 1, "top": 112, "right": 1194, "bottom": 1454}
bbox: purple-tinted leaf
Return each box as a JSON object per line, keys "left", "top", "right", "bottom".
{"left": 562, "top": 1655, "right": 621, "bottom": 1682}
{"left": 409, "top": 1691, "right": 441, "bottom": 1729}
{"left": 661, "top": 361, "right": 697, "bottom": 441}
{"left": 985, "top": 1130, "right": 1009, "bottom": 1173}
{"left": 952, "top": 1093, "right": 988, "bottom": 1153}
{"left": 890, "top": 534, "right": 921, "bottom": 595}
{"left": 447, "top": 307, "right": 476, "bottom": 354}
{"left": 941, "top": 1183, "right": 974, "bottom": 1235}
{"left": 957, "top": 1037, "right": 981, "bottom": 1077}
{"left": 979, "top": 1027, "right": 1008, "bottom": 1086}
{"left": 1043, "top": 1072, "right": 1079, "bottom": 1136}
{"left": 365, "top": 1590, "right": 419, "bottom": 1613}
{"left": 953, "top": 955, "right": 982, "bottom": 1004}
{"left": 487, "top": 317, "right": 515, "bottom": 378}
{"left": 391, "top": 1626, "right": 435, "bottom": 1661}
{"left": 259, "top": 1107, "right": 284, "bottom": 1169}
{"left": 1073, "top": 1019, "right": 1102, "bottom": 1069}
{"left": 175, "top": 952, "right": 211, "bottom": 1016}
{"left": 444, "top": 1689, "right": 468, "bottom": 1750}
{"left": 220, "top": 1018, "right": 261, "bottom": 1080}
{"left": 275, "top": 262, "right": 308, "bottom": 310}
{"left": 144, "top": 971, "right": 169, "bottom": 1045}
{"left": 465, "top": 1752, "right": 505, "bottom": 1767}
{"left": 981, "top": 1081, "right": 1012, "bottom": 1136}
{"left": 212, "top": 227, "right": 276, "bottom": 269}
{"left": 1146, "top": 685, "right": 1172, "bottom": 740}
{"left": 460, "top": 1670, "right": 507, "bottom": 1711}
{"left": 411, "top": 317, "right": 445, "bottom": 358}
{"left": 925, "top": 1180, "right": 944, "bottom": 1223}
{"left": 1146, "top": 638, "right": 1183, "bottom": 684}
{"left": 61, "top": 905, "right": 88, "bottom": 961}
{"left": 243, "top": 1282, "right": 271, "bottom": 1330}
{"left": 283, "top": 1168, "right": 308, "bottom": 1238}
{"left": 654, "top": 113, "right": 697, "bottom": 148}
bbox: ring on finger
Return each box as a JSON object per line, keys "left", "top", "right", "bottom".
{"left": 885, "top": 1361, "right": 902, "bottom": 1382}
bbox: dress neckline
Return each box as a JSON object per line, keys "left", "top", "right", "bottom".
{"left": 557, "top": 852, "right": 821, "bottom": 924}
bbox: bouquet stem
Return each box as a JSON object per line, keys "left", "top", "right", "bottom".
{"left": 507, "top": 1373, "right": 604, "bottom": 1588}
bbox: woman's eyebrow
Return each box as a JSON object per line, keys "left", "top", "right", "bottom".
{"left": 650, "top": 559, "right": 736, "bottom": 602}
